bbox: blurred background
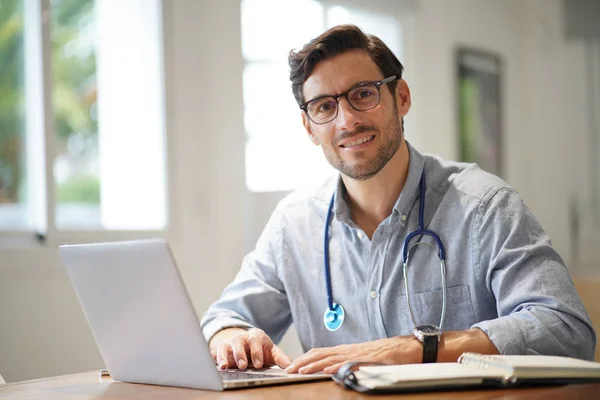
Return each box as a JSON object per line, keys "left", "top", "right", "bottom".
{"left": 0, "top": 0, "right": 599, "bottom": 382}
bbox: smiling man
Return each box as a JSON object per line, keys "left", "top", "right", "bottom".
{"left": 201, "top": 25, "right": 596, "bottom": 374}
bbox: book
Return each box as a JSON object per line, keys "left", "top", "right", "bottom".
{"left": 333, "top": 353, "right": 600, "bottom": 393}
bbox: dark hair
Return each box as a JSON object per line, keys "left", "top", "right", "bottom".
{"left": 288, "top": 24, "right": 404, "bottom": 105}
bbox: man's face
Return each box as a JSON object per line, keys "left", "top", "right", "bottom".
{"left": 301, "top": 50, "right": 411, "bottom": 181}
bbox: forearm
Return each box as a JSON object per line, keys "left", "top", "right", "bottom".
{"left": 200, "top": 238, "right": 293, "bottom": 345}
{"left": 435, "top": 328, "right": 499, "bottom": 362}
{"left": 472, "top": 310, "right": 596, "bottom": 359}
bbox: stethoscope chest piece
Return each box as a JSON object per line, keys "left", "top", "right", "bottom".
{"left": 323, "top": 303, "right": 345, "bottom": 331}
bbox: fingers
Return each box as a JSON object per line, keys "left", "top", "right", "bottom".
{"left": 230, "top": 335, "right": 250, "bottom": 369}
{"left": 216, "top": 328, "right": 270, "bottom": 370}
{"left": 287, "top": 339, "right": 397, "bottom": 374}
{"left": 215, "top": 328, "right": 287, "bottom": 370}
{"left": 270, "top": 345, "right": 292, "bottom": 369}
{"left": 247, "top": 330, "right": 265, "bottom": 368}
{"left": 286, "top": 347, "right": 325, "bottom": 373}
{"left": 298, "top": 356, "right": 340, "bottom": 374}
{"left": 323, "top": 361, "right": 346, "bottom": 374}
{"left": 216, "top": 342, "right": 236, "bottom": 369}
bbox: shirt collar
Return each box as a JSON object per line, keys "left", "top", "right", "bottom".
{"left": 333, "top": 178, "right": 351, "bottom": 223}
{"left": 392, "top": 141, "right": 425, "bottom": 221}
{"left": 332, "top": 140, "right": 426, "bottom": 225}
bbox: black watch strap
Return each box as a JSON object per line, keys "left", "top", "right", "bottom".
{"left": 422, "top": 334, "right": 438, "bottom": 363}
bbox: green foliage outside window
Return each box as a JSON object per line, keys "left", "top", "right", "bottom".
{"left": 56, "top": 174, "right": 99, "bottom": 203}
{"left": 0, "top": 0, "right": 99, "bottom": 205}
{"left": 0, "top": 0, "right": 24, "bottom": 203}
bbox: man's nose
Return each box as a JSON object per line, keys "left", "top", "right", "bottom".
{"left": 335, "top": 97, "right": 362, "bottom": 130}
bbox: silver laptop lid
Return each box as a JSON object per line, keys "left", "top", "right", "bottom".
{"left": 59, "top": 239, "right": 223, "bottom": 391}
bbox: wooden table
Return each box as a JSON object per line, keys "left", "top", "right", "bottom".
{"left": 1, "top": 371, "right": 600, "bottom": 399}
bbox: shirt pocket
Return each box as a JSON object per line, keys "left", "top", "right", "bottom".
{"left": 399, "top": 285, "right": 477, "bottom": 331}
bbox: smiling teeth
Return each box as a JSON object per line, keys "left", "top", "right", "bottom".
{"left": 342, "top": 136, "right": 374, "bottom": 148}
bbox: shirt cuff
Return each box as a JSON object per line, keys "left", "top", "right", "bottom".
{"left": 202, "top": 317, "right": 255, "bottom": 344}
{"left": 471, "top": 316, "right": 526, "bottom": 355}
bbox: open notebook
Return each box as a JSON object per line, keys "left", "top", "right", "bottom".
{"left": 333, "top": 353, "right": 600, "bottom": 393}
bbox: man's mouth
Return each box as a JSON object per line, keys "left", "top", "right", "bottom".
{"left": 340, "top": 135, "right": 375, "bottom": 148}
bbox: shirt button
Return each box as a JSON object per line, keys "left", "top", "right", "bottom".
{"left": 357, "top": 231, "right": 364, "bottom": 239}
{"left": 401, "top": 214, "right": 407, "bottom": 222}
{"left": 370, "top": 290, "right": 378, "bottom": 299}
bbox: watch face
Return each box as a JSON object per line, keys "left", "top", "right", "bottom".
{"left": 414, "top": 324, "right": 442, "bottom": 338}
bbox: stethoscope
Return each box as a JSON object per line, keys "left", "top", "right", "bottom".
{"left": 322, "top": 170, "right": 447, "bottom": 332}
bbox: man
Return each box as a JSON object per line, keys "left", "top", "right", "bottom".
{"left": 201, "top": 25, "right": 596, "bottom": 374}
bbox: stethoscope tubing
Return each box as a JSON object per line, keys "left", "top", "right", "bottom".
{"left": 324, "top": 194, "right": 336, "bottom": 311}
{"left": 323, "top": 170, "right": 447, "bottom": 331}
{"left": 401, "top": 172, "right": 446, "bottom": 263}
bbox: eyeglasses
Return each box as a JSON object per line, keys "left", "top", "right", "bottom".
{"left": 300, "top": 75, "right": 397, "bottom": 124}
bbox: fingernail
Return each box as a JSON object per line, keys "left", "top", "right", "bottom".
{"left": 299, "top": 367, "right": 307, "bottom": 374}
{"left": 253, "top": 356, "right": 263, "bottom": 368}
{"left": 285, "top": 365, "right": 294, "bottom": 372}
{"left": 218, "top": 360, "right": 226, "bottom": 369}
{"left": 238, "top": 360, "right": 247, "bottom": 369}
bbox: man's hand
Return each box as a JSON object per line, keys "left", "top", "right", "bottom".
{"left": 285, "top": 336, "right": 421, "bottom": 374}
{"left": 209, "top": 328, "right": 292, "bottom": 370}
{"left": 285, "top": 329, "right": 499, "bottom": 374}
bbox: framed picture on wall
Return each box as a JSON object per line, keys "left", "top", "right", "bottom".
{"left": 456, "top": 47, "right": 503, "bottom": 177}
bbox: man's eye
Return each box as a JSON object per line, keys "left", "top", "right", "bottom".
{"left": 355, "top": 89, "right": 375, "bottom": 99}
{"left": 318, "top": 101, "right": 336, "bottom": 113}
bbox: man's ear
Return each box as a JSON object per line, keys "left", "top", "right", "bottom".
{"left": 302, "top": 112, "right": 320, "bottom": 146}
{"left": 395, "top": 79, "right": 412, "bottom": 116}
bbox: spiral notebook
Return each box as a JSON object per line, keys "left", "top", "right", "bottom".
{"left": 333, "top": 353, "right": 600, "bottom": 393}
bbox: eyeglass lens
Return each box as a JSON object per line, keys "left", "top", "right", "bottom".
{"left": 306, "top": 83, "right": 381, "bottom": 124}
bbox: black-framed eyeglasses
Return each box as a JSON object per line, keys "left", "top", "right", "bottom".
{"left": 300, "top": 75, "right": 397, "bottom": 124}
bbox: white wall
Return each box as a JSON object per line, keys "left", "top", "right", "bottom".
{"left": 0, "top": 0, "right": 598, "bottom": 383}
{"left": 411, "top": 0, "right": 599, "bottom": 269}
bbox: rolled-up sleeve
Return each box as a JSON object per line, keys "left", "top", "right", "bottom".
{"left": 471, "top": 188, "right": 596, "bottom": 360}
{"left": 200, "top": 207, "right": 293, "bottom": 344}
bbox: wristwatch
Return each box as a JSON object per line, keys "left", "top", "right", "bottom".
{"left": 413, "top": 324, "right": 442, "bottom": 363}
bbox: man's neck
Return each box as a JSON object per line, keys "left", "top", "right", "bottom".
{"left": 342, "top": 141, "right": 410, "bottom": 239}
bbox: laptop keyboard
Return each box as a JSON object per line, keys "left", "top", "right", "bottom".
{"left": 219, "top": 370, "right": 284, "bottom": 381}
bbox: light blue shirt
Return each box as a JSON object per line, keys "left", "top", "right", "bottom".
{"left": 201, "top": 142, "right": 596, "bottom": 360}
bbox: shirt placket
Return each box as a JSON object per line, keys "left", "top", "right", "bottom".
{"left": 366, "top": 225, "right": 391, "bottom": 340}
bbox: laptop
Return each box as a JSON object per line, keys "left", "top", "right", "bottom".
{"left": 58, "top": 239, "right": 329, "bottom": 390}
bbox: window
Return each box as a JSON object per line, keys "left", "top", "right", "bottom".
{"left": 0, "top": 0, "right": 167, "bottom": 239}
{"left": 241, "top": 0, "right": 403, "bottom": 192}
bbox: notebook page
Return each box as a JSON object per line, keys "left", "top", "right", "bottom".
{"left": 459, "top": 353, "right": 600, "bottom": 379}
{"left": 354, "top": 363, "right": 505, "bottom": 389}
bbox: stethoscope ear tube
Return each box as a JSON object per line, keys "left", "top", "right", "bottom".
{"left": 402, "top": 171, "right": 447, "bottom": 330}
{"left": 403, "top": 247, "right": 447, "bottom": 330}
